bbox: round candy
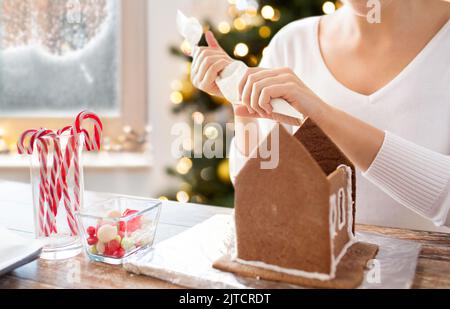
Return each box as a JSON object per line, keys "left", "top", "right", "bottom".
{"left": 107, "top": 239, "right": 121, "bottom": 253}
{"left": 97, "top": 224, "right": 118, "bottom": 243}
{"left": 87, "top": 236, "right": 98, "bottom": 246}
{"left": 90, "top": 245, "right": 98, "bottom": 255}
{"left": 104, "top": 245, "right": 115, "bottom": 256}
{"left": 96, "top": 242, "right": 105, "bottom": 254}
{"left": 121, "top": 237, "right": 135, "bottom": 251}
{"left": 86, "top": 226, "right": 96, "bottom": 237}
{"left": 115, "top": 248, "right": 125, "bottom": 258}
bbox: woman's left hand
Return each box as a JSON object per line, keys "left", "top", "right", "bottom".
{"left": 235, "top": 67, "right": 321, "bottom": 126}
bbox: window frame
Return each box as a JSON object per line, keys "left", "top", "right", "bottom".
{"left": 0, "top": 0, "right": 148, "bottom": 146}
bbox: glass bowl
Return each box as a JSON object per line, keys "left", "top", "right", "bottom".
{"left": 76, "top": 196, "right": 162, "bottom": 265}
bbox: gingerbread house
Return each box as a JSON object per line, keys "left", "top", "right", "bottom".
{"left": 214, "top": 118, "right": 380, "bottom": 287}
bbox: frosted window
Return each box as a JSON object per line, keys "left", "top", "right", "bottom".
{"left": 0, "top": 0, "right": 120, "bottom": 115}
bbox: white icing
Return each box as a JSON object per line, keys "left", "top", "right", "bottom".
{"left": 233, "top": 165, "right": 356, "bottom": 281}
{"left": 337, "top": 187, "right": 346, "bottom": 230}
{"left": 176, "top": 11, "right": 203, "bottom": 48}
{"left": 234, "top": 257, "right": 333, "bottom": 281}
{"left": 216, "top": 61, "right": 247, "bottom": 104}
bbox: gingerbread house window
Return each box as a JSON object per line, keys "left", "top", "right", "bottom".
{"left": 338, "top": 188, "right": 346, "bottom": 230}
{"left": 329, "top": 194, "right": 337, "bottom": 231}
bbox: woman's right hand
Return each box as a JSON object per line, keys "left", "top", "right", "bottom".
{"left": 191, "top": 31, "right": 233, "bottom": 98}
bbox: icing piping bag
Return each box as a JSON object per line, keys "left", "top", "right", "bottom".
{"left": 176, "top": 10, "right": 304, "bottom": 121}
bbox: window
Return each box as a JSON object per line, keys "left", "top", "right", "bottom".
{"left": 337, "top": 188, "right": 346, "bottom": 230}
{"left": 329, "top": 194, "right": 337, "bottom": 232}
{"left": 0, "top": 0, "right": 147, "bottom": 146}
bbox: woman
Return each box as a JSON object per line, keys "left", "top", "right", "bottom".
{"left": 191, "top": 0, "right": 450, "bottom": 232}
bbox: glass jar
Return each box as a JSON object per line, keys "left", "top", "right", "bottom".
{"left": 29, "top": 132, "right": 85, "bottom": 260}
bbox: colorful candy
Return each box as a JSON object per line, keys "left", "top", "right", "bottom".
{"left": 121, "top": 237, "right": 135, "bottom": 251}
{"left": 87, "top": 236, "right": 98, "bottom": 246}
{"left": 96, "top": 242, "right": 105, "bottom": 254}
{"left": 97, "top": 224, "right": 118, "bottom": 243}
{"left": 85, "top": 208, "right": 153, "bottom": 260}
{"left": 87, "top": 226, "right": 96, "bottom": 237}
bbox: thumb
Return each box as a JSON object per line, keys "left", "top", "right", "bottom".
{"left": 205, "top": 31, "right": 221, "bottom": 49}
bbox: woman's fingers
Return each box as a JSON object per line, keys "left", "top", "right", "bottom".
{"left": 238, "top": 68, "right": 262, "bottom": 113}
{"left": 199, "top": 59, "right": 231, "bottom": 90}
{"left": 192, "top": 48, "right": 226, "bottom": 75}
{"left": 192, "top": 32, "right": 228, "bottom": 75}
{"left": 240, "top": 69, "right": 287, "bottom": 115}
{"left": 205, "top": 31, "right": 221, "bottom": 49}
{"left": 252, "top": 75, "right": 294, "bottom": 114}
{"left": 234, "top": 104, "right": 302, "bottom": 126}
{"left": 237, "top": 68, "right": 264, "bottom": 114}
{"left": 243, "top": 73, "right": 292, "bottom": 116}
{"left": 235, "top": 80, "right": 304, "bottom": 126}
{"left": 234, "top": 105, "right": 258, "bottom": 118}
{"left": 195, "top": 55, "right": 227, "bottom": 85}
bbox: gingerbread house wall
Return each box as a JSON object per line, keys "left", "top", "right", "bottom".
{"left": 294, "top": 119, "right": 356, "bottom": 233}
{"left": 234, "top": 125, "right": 334, "bottom": 276}
{"left": 327, "top": 167, "right": 354, "bottom": 266}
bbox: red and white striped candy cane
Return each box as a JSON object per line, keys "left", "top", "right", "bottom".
{"left": 43, "top": 129, "right": 80, "bottom": 236}
{"left": 17, "top": 129, "right": 38, "bottom": 155}
{"left": 74, "top": 111, "right": 103, "bottom": 151}
{"left": 38, "top": 140, "right": 53, "bottom": 236}
{"left": 57, "top": 126, "right": 93, "bottom": 235}
{"left": 33, "top": 129, "right": 59, "bottom": 235}
{"left": 18, "top": 129, "right": 50, "bottom": 236}
{"left": 38, "top": 130, "right": 61, "bottom": 233}
{"left": 72, "top": 111, "right": 103, "bottom": 212}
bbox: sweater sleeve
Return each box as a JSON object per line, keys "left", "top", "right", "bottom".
{"left": 363, "top": 132, "right": 450, "bottom": 227}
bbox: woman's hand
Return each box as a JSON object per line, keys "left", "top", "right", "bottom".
{"left": 191, "top": 31, "right": 233, "bottom": 97}
{"left": 235, "top": 67, "right": 321, "bottom": 126}
{"left": 234, "top": 65, "right": 385, "bottom": 173}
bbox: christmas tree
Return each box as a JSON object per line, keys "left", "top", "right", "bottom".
{"left": 162, "top": 0, "right": 340, "bottom": 207}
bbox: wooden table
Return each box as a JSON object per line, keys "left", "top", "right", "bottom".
{"left": 0, "top": 181, "right": 449, "bottom": 289}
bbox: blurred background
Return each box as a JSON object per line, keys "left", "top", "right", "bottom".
{"left": 0, "top": 0, "right": 340, "bottom": 207}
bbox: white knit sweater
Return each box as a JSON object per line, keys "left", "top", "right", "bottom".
{"left": 229, "top": 16, "right": 450, "bottom": 232}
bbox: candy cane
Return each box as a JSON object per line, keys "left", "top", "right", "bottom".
{"left": 34, "top": 129, "right": 60, "bottom": 235}
{"left": 74, "top": 111, "right": 103, "bottom": 151}
{"left": 57, "top": 127, "right": 78, "bottom": 235}
{"left": 44, "top": 130, "right": 81, "bottom": 236}
{"left": 57, "top": 126, "right": 93, "bottom": 235}
{"left": 17, "top": 129, "right": 38, "bottom": 155}
{"left": 72, "top": 111, "right": 103, "bottom": 212}
{"left": 38, "top": 140, "right": 54, "bottom": 235}
{"left": 19, "top": 129, "right": 63, "bottom": 235}
{"left": 18, "top": 129, "right": 50, "bottom": 236}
